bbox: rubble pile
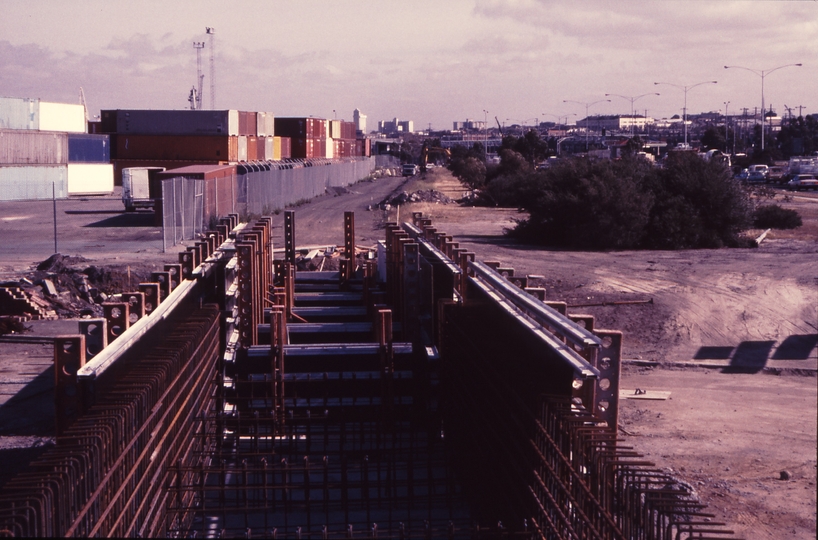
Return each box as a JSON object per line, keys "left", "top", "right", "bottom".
{"left": 379, "top": 189, "right": 454, "bottom": 208}
{"left": 0, "top": 254, "right": 153, "bottom": 326}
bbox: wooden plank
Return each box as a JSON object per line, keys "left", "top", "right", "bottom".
{"left": 619, "top": 389, "right": 671, "bottom": 400}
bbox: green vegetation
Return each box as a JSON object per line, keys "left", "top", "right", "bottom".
{"left": 753, "top": 204, "right": 803, "bottom": 230}
{"left": 450, "top": 150, "right": 755, "bottom": 250}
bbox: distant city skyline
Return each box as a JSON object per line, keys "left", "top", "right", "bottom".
{"left": 1, "top": 0, "right": 815, "bottom": 131}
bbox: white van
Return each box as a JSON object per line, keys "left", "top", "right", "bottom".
{"left": 122, "top": 167, "right": 166, "bottom": 212}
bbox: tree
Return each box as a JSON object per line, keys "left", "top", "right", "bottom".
{"left": 448, "top": 143, "right": 487, "bottom": 189}
{"left": 642, "top": 152, "right": 752, "bottom": 248}
{"left": 700, "top": 127, "right": 726, "bottom": 151}
{"left": 509, "top": 157, "right": 654, "bottom": 249}
{"left": 776, "top": 115, "right": 818, "bottom": 158}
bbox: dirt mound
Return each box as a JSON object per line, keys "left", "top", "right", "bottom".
{"left": 35, "top": 254, "right": 88, "bottom": 273}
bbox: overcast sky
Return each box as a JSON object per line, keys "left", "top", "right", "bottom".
{"left": 1, "top": 0, "right": 816, "bottom": 131}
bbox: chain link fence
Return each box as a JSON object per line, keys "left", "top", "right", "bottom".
{"left": 162, "top": 157, "right": 379, "bottom": 250}
{"left": 161, "top": 177, "right": 204, "bottom": 251}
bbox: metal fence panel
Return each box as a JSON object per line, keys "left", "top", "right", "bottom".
{"left": 163, "top": 158, "right": 377, "bottom": 249}
{"left": 162, "top": 177, "right": 204, "bottom": 250}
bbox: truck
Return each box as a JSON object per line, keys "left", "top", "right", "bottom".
{"left": 402, "top": 163, "right": 419, "bottom": 176}
{"left": 122, "top": 167, "right": 166, "bottom": 212}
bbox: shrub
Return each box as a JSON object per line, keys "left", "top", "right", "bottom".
{"left": 641, "top": 152, "right": 752, "bottom": 249}
{"left": 508, "top": 157, "right": 654, "bottom": 249}
{"left": 753, "top": 204, "right": 802, "bottom": 229}
{"left": 505, "top": 153, "right": 754, "bottom": 250}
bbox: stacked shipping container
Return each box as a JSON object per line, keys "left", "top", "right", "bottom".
{"left": 102, "top": 110, "right": 297, "bottom": 183}
{"left": 0, "top": 97, "right": 112, "bottom": 199}
{"left": 274, "top": 117, "right": 359, "bottom": 159}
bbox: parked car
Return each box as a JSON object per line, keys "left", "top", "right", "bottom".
{"left": 768, "top": 166, "right": 787, "bottom": 184}
{"left": 747, "top": 170, "right": 767, "bottom": 183}
{"left": 787, "top": 174, "right": 818, "bottom": 191}
{"left": 735, "top": 169, "right": 750, "bottom": 181}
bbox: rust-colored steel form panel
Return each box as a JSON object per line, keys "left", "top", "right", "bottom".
{"left": 150, "top": 270, "right": 172, "bottom": 300}
{"left": 78, "top": 319, "right": 106, "bottom": 359}
{"left": 102, "top": 302, "right": 129, "bottom": 343}
{"left": 54, "top": 335, "right": 86, "bottom": 436}
{"left": 284, "top": 210, "right": 296, "bottom": 265}
{"left": 138, "top": 282, "right": 160, "bottom": 315}
{"left": 121, "top": 291, "right": 145, "bottom": 324}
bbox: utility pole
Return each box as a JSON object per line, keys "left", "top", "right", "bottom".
{"left": 724, "top": 63, "right": 802, "bottom": 151}
{"left": 192, "top": 42, "right": 205, "bottom": 110}
{"left": 206, "top": 27, "right": 216, "bottom": 109}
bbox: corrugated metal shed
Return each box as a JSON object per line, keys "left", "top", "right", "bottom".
{"left": 157, "top": 164, "right": 236, "bottom": 180}
{"left": 0, "top": 130, "right": 67, "bottom": 164}
{"left": 0, "top": 165, "right": 68, "bottom": 200}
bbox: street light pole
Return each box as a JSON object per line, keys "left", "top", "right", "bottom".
{"left": 482, "top": 109, "right": 488, "bottom": 161}
{"left": 723, "top": 101, "right": 730, "bottom": 154}
{"left": 563, "top": 98, "right": 611, "bottom": 150}
{"left": 653, "top": 80, "right": 717, "bottom": 148}
{"left": 605, "top": 93, "right": 659, "bottom": 138}
{"left": 724, "top": 63, "right": 802, "bottom": 151}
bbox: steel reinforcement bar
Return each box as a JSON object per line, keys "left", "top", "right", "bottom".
{"left": 0, "top": 210, "right": 739, "bottom": 539}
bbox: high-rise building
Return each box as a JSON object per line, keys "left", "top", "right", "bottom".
{"left": 353, "top": 108, "right": 367, "bottom": 135}
{"left": 377, "top": 117, "right": 414, "bottom": 134}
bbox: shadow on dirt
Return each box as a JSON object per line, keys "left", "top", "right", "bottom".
{"left": 0, "top": 365, "right": 54, "bottom": 436}
{"left": 772, "top": 334, "right": 818, "bottom": 360}
{"left": 84, "top": 213, "right": 157, "bottom": 228}
{"left": 694, "top": 335, "right": 818, "bottom": 374}
{"left": 64, "top": 210, "right": 123, "bottom": 215}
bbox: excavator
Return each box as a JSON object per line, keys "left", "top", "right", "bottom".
{"left": 420, "top": 146, "right": 451, "bottom": 171}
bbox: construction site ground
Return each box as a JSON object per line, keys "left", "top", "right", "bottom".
{"left": 1, "top": 167, "right": 816, "bottom": 538}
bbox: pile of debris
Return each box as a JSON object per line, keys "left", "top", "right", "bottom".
{"left": 377, "top": 189, "right": 454, "bottom": 209}
{"left": 0, "top": 254, "right": 153, "bottom": 327}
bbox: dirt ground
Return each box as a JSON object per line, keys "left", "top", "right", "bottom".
{"left": 402, "top": 171, "right": 817, "bottom": 539}
{"left": 1, "top": 167, "right": 816, "bottom": 537}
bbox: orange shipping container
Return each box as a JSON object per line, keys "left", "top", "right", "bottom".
{"left": 280, "top": 137, "right": 291, "bottom": 159}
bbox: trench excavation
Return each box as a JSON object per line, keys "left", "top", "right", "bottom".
{"left": 0, "top": 211, "right": 738, "bottom": 539}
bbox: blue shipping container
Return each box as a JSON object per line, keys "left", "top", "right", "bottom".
{"left": 68, "top": 133, "right": 110, "bottom": 163}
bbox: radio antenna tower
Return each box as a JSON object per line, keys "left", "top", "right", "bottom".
{"left": 191, "top": 41, "right": 205, "bottom": 110}
{"left": 206, "top": 27, "right": 216, "bottom": 109}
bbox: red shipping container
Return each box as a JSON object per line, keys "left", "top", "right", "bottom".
{"left": 238, "top": 111, "right": 258, "bottom": 136}
{"left": 114, "top": 135, "right": 238, "bottom": 161}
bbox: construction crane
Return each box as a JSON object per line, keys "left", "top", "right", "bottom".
{"left": 190, "top": 42, "right": 205, "bottom": 110}
{"left": 206, "top": 27, "right": 216, "bottom": 109}
{"left": 79, "top": 87, "right": 89, "bottom": 123}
